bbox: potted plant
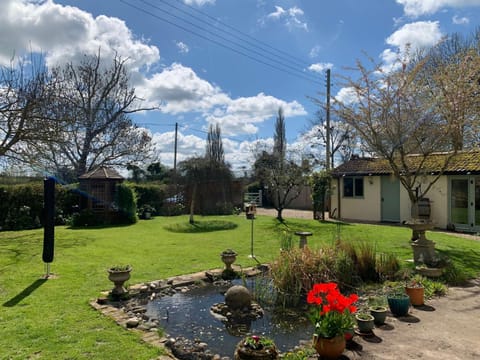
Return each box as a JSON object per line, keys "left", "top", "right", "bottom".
{"left": 405, "top": 275, "right": 425, "bottom": 306}
{"left": 369, "top": 305, "right": 388, "bottom": 325}
{"left": 107, "top": 265, "right": 132, "bottom": 297}
{"left": 355, "top": 312, "right": 375, "bottom": 333}
{"left": 368, "top": 296, "right": 388, "bottom": 325}
{"left": 138, "top": 204, "right": 156, "bottom": 220}
{"left": 221, "top": 249, "right": 238, "bottom": 270}
{"left": 387, "top": 292, "right": 410, "bottom": 317}
{"left": 234, "top": 335, "right": 279, "bottom": 360}
{"left": 307, "top": 282, "right": 358, "bottom": 359}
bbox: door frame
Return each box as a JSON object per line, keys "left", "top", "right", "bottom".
{"left": 449, "top": 175, "right": 480, "bottom": 232}
{"left": 381, "top": 176, "right": 400, "bottom": 222}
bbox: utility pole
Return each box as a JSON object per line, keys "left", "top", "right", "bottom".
{"left": 173, "top": 122, "right": 178, "bottom": 197}
{"left": 173, "top": 122, "right": 178, "bottom": 176}
{"left": 325, "top": 69, "right": 331, "bottom": 170}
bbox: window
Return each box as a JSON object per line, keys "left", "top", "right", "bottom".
{"left": 343, "top": 177, "right": 364, "bottom": 197}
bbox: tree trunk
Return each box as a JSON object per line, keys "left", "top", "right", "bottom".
{"left": 189, "top": 183, "right": 196, "bottom": 224}
{"left": 276, "top": 208, "right": 284, "bottom": 222}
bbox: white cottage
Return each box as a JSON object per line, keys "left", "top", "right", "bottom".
{"left": 330, "top": 149, "right": 480, "bottom": 233}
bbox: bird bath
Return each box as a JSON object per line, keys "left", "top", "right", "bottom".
{"left": 145, "top": 278, "right": 312, "bottom": 356}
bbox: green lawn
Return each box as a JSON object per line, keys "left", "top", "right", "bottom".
{"left": 1, "top": 215, "right": 479, "bottom": 359}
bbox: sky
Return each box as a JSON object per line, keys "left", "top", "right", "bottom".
{"left": 2, "top": 0, "right": 480, "bottom": 175}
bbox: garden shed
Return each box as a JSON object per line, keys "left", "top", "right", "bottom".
{"left": 330, "top": 149, "right": 480, "bottom": 232}
{"left": 78, "top": 167, "right": 124, "bottom": 221}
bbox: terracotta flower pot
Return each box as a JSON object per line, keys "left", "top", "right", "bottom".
{"left": 405, "top": 286, "right": 424, "bottom": 306}
{"left": 313, "top": 334, "right": 346, "bottom": 359}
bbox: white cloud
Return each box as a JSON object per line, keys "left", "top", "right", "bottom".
{"left": 265, "top": 5, "right": 308, "bottom": 31}
{"left": 0, "top": 0, "right": 160, "bottom": 68}
{"left": 139, "top": 63, "right": 230, "bottom": 113}
{"left": 396, "top": 0, "right": 480, "bottom": 17}
{"left": 335, "top": 87, "right": 358, "bottom": 105}
{"left": 176, "top": 41, "right": 190, "bottom": 54}
{"left": 151, "top": 130, "right": 206, "bottom": 166}
{"left": 380, "top": 21, "right": 443, "bottom": 70}
{"left": 386, "top": 21, "right": 443, "bottom": 51}
{"left": 139, "top": 64, "right": 306, "bottom": 136}
{"left": 309, "top": 45, "right": 322, "bottom": 58}
{"left": 308, "top": 63, "right": 333, "bottom": 74}
{"left": 206, "top": 93, "right": 307, "bottom": 136}
{"left": 183, "top": 0, "right": 215, "bottom": 6}
{"left": 452, "top": 15, "right": 470, "bottom": 24}
{"left": 267, "top": 5, "right": 286, "bottom": 19}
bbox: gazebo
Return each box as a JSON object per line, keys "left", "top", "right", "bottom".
{"left": 78, "top": 167, "right": 124, "bottom": 222}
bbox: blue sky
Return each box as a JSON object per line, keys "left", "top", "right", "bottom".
{"left": 2, "top": 0, "right": 480, "bottom": 174}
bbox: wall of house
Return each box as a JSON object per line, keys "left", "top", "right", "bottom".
{"left": 399, "top": 176, "right": 448, "bottom": 228}
{"left": 330, "top": 176, "right": 381, "bottom": 222}
{"left": 332, "top": 175, "right": 449, "bottom": 228}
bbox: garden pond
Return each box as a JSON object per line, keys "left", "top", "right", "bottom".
{"left": 145, "top": 277, "right": 313, "bottom": 356}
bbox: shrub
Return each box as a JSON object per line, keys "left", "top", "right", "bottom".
{"left": 376, "top": 252, "right": 401, "bottom": 281}
{"left": 270, "top": 247, "right": 337, "bottom": 304}
{"left": 355, "top": 241, "right": 378, "bottom": 282}
{"left": 131, "top": 183, "right": 165, "bottom": 215}
{"left": 115, "top": 183, "right": 137, "bottom": 224}
{"left": 334, "top": 250, "right": 358, "bottom": 289}
{"left": 71, "top": 209, "right": 101, "bottom": 227}
{"left": 443, "top": 262, "right": 469, "bottom": 285}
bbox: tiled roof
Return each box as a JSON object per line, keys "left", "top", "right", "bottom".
{"left": 78, "top": 167, "right": 124, "bottom": 180}
{"left": 332, "top": 149, "right": 480, "bottom": 177}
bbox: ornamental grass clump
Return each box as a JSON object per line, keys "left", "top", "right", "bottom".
{"left": 307, "top": 282, "right": 358, "bottom": 339}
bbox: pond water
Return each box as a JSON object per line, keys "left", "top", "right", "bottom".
{"left": 145, "top": 279, "right": 313, "bottom": 356}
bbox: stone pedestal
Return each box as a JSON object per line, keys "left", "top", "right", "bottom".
{"left": 406, "top": 220, "right": 435, "bottom": 265}
{"left": 294, "top": 231, "right": 312, "bottom": 248}
{"left": 411, "top": 240, "right": 436, "bottom": 265}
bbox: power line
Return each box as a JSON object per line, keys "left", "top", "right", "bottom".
{"left": 162, "top": 0, "right": 311, "bottom": 69}
{"left": 120, "top": 0, "right": 322, "bottom": 85}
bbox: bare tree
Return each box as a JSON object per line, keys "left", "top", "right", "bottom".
{"left": 304, "top": 108, "right": 357, "bottom": 169}
{"left": 414, "top": 30, "right": 480, "bottom": 149}
{"left": 0, "top": 56, "right": 56, "bottom": 161}
{"left": 28, "top": 51, "right": 155, "bottom": 179}
{"left": 254, "top": 108, "right": 310, "bottom": 221}
{"left": 334, "top": 51, "right": 463, "bottom": 214}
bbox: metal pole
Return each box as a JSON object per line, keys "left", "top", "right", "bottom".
{"left": 326, "top": 69, "right": 331, "bottom": 170}
{"left": 250, "top": 218, "right": 254, "bottom": 257}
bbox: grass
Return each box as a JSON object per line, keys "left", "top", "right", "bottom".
{"left": 1, "top": 214, "right": 479, "bottom": 359}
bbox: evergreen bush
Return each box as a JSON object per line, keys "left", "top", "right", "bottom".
{"left": 114, "top": 183, "right": 138, "bottom": 224}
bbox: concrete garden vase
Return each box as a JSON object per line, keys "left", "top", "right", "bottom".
{"left": 108, "top": 266, "right": 132, "bottom": 296}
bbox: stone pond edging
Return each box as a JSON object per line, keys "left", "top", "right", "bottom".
{"left": 90, "top": 265, "right": 266, "bottom": 360}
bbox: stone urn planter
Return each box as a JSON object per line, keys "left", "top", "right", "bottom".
{"left": 234, "top": 335, "right": 278, "bottom": 360}
{"left": 107, "top": 265, "right": 132, "bottom": 296}
{"left": 221, "top": 249, "right": 238, "bottom": 271}
{"left": 355, "top": 313, "right": 375, "bottom": 333}
{"left": 369, "top": 306, "right": 388, "bottom": 325}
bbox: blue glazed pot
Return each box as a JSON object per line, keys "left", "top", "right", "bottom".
{"left": 387, "top": 294, "right": 410, "bottom": 316}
